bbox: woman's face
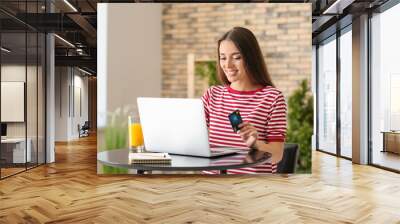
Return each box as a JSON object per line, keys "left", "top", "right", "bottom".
{"left": 219, "top": 40, "right": 248, "bottom": 84}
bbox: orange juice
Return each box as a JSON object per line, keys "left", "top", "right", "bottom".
{"left": 130, "top": 123, "right": 144, "bottom": 147}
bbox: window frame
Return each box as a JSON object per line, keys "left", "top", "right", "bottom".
{"left": 315, "top": 23, "right": 353, "bottom": 161}
{"left": 368, "top": 0, "right": 400, "bottom": 173}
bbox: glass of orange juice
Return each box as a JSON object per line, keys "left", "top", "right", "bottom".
{"left": 128, "top": 114, "right": 144, "bottom": 152}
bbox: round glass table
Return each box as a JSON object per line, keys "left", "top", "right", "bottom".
{"left": 97, "top": 148, "right": 271, "bottom": 174}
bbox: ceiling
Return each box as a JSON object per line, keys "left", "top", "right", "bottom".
{"left": 311, "top": 0, "right": 390, "bottom": 43}
{"left": 0, "top": 0, "right": 99, "bottom": 74}
{"left": 0, "top": 0, "right": 394, "bottom": 75}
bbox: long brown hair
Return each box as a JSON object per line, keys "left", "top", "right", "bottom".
{"left": 217, "top": 27, "right": 274, "bottom": 87}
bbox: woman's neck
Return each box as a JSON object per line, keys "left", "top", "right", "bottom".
{"left": 230, "top": 81, "right": 263, "bottom": 92}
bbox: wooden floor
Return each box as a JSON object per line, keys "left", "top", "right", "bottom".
{"left": 1, "top": 163, "right": 46, "bottom": 178}
{"left": 372, "top": 150, "right": 400, "bottom": 171}
{"left": 1, "top": 135, "right": 400, "bottom": 223}
{"left": 0, "top": 167, "right": 26, "bottom": 178}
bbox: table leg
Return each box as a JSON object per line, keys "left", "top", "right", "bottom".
{"left": 220, "top": 170, "right": 227, "bottom": 175}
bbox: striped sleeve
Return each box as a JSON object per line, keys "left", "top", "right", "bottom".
{"left": 201, "top": 87, "right": 212, "bottom": 128}
{"left": 266, "top": 92, "right": 287, "bottom": 142}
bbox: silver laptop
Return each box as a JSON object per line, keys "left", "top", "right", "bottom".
{"left": 137, "top": 97, "right": 240, "bottom": 158}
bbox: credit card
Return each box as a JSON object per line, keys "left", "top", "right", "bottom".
{"left": 228, "top": 110, "right": 243, "bottom": 133}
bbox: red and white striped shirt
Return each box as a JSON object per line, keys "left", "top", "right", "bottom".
{"left": 201, "top": 85, "right": 287, "bottom": 174}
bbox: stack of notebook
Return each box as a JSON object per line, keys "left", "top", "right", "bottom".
{"left": 130, "top": 152, "right": 171, "bottom": 164}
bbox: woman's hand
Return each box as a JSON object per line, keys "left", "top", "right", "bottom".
{"left": 238, "top": 122, "right": 285, "bottom": 163}
{"left": 238, "top": 122, "right": 258, "bottom": 148}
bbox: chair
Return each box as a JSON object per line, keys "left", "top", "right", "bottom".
{"left": 277, "top": 143, "right": 299, "bottom": 174}
{"left": 79, "top": 121, "right": 90, "bottom": 138}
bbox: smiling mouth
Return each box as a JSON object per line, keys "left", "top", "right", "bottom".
{"left": 226, "top": 70, "right": 238, "bottom": 75}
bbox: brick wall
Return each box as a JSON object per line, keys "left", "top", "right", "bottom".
{"left": 162, "top": 3, "right": 311, "bottom": 99}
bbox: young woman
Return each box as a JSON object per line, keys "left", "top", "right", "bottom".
{"left": 202, "top": 27, "right": 287, "bottom": 174}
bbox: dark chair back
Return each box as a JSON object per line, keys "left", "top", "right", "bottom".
{"left": 277, "top": 143, "right": 299, "bottom": 174}
{"left": 82, "top": 121, "right": 90, "bottom": 130}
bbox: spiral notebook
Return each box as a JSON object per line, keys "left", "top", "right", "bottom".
{"left": 130, "top": 152, "right": 171, "bottom": 164}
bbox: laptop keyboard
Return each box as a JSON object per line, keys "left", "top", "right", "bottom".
{"left": 210, "top": 148, "right": 224, "bottom": 152}
{"left": 210, "top": 147, "right": 240, "bottom": 153}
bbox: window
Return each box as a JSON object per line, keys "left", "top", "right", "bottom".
{"left": 371, "top": 2, "right": 400, "bottom": 171}
{"left": 339, "top": 27, "right": 352, "bottom": 158}
{"left": 0, "top": 1, "right": 47, "bottom": 179}
{"left": 317, "top": 36, "right": 337, "bottom": 154}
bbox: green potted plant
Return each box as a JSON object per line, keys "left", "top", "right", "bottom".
{"left": 100, "top": 106, "right": 131, "bottom": 174}
{"left": 286, "top": 80, "right": 313, "bottom": 173}
{"left": 195, "top": 61, "right": 219, "bottom": 86}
